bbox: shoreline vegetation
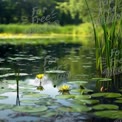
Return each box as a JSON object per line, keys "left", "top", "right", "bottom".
{"left": 0, "top": 23, "right": 93, "bottom": 38}
{"left": 0, "top": 36, "right": 92, "bottom": 45}
{"left": 0, "top": 23, "right": 94, "bottom": 45}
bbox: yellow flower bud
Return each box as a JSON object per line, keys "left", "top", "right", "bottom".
{"left": 36, "top": 74, "right": 44, "bottom": 79}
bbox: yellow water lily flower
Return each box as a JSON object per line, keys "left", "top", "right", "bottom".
{"left": 59, "top": 85, "right": 70, "bottom": 92}
{"left": 36, "top": 74, "right": 44, "bottom": 79}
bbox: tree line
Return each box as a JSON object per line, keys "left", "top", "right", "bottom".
{"left": 0, "top": 0, "right": 82, "bottom": 25}
{"left": 0, "top": 0, "right": 121, "bottom": 25}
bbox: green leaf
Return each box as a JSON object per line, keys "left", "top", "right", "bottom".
{"left": 23, "top": 93, "right": 49, "bottom": 99}
{"left": 93, "top": 104, "right": 119, "bottom": 110}
{"left": 91, "top": 93, "right": 106, "bottom": 98}
{"left": 72, "top": 99, "right": 99, "bottom": 105}
{"left": 0, "top": 96, "right": 8, "bottom": 100}
{"left": 71, "top": 105, "right": 92, "bottom": 112}
{"left": 55, "top": 94, "right": 75, "bottom": 99}
{"left": 13, "top": 105, "right": 47, "bottom": 113}
{"left": 0, "top": 104, "right": 13, "bottom": 110}
{"left": 68, "top": 81, "right": 88, "bottom": 85}
{"left": 94, "top": 110, "right": 122, "bottom": 119}
{"left": 58, "top": 106, "right": 73, "bottom": 112}
{"left": 91, "top": 92, "right": 121, "bottom": 98}
{"left": 20, "top": 100, "right": 36, "bottom": 104}
{"left": 99, "top": 78, "right": 112, "bottom": 82}
{"left": 91, "top": 78, "right": 103, "bottom": 81}
{"left": 105, "top": 93, "right": 121, "bottom": 98}
{"left": 75, "top": 95, "right": 91, "bottom": 99}
{"left": 41, "top": 111, "right": 57, "bottom": 117}
{"left": 114, "top": 99, "right": 122, "bottom": 104}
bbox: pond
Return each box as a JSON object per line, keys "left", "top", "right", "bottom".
{"left": 0, "top": 39, "right": 122, "bottom": 122}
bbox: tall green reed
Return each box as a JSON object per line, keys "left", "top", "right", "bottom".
{"left": 85, "top": 0, "right": 122, "bottom": 90}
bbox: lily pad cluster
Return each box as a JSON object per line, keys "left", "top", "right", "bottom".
{"left": 22, "top": 93, "right": 49, "bottom": 99}
{"left": 12, "top": 105, "right": 47, "bottom": 113}
{"left": 0, "top": 104, "right": 13, "bottom": 110}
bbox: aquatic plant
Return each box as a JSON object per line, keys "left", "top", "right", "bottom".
{"left": 12, "top": 105, "right": 47, "bottom": 113}
{"left": 36, "top": 74, "right": 44, "bottom": 86}
{"left": 58, "top": 85, "right": 70, "bottom": 92}
{"left": 85, "top": 0, "right": 122, "bottom": 90}
{"left": 92, "top": 104, "right": 119, "bottom": 110}
{"left": 36, "top": 74, "right": 44, "bottom": 79}
{"left": 93, "top": 110, "right": 122, "bottom": 119}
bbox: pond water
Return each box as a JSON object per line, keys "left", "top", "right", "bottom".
{"left": 0, "top": 41, "right": 122, "bottom": 122}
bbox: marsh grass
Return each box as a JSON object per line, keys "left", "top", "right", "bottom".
{"left": 85, "top": 0, "right": 122, "bottom": 90}
{"left": 0, "top": 24, "right": 73, "bottom": 34}
{"left": 0, "top": 24, "right": 60, "bottom": 34}
{"left": 0, "top": 23, "right": 94, "bottom": 38}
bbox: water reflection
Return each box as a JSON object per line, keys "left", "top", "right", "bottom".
{"left": 27, "top": 75, "right": 59, "bottom": 98}
{"left": 0, "top": 43, "right": 95, "bottom": 81}
{"left": 16, "top": 77, "right": 20, "bottom": 106}
{"left": 0, "top": 43, "right": 97, "bottom": 121}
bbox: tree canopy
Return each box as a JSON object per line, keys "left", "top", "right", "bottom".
{"left": 0, "top": 0, "right": 121, "bottom": 25}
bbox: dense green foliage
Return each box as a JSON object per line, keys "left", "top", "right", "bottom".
{"left": 85, "top": 0, "right": 122, "bottom": 90}
{"left": 0, "top": 0, "right": 82, "bottom": 25}
{"left": 0, "top": 23, "right": 93, "bottom": 36}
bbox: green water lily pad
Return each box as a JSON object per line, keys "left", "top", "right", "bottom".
{"left": 35, "top": 98, "right": 56, "bottom": 106}
{"left": 23, "top": 93, "right": 49, "bottom": 99}
{"left": 42, "top": 111, "right": 57, "bottom": 117}
{"left": 83, "top": 89, "right": 94, "bottom": 93}
{"left": 45, "top": 70, "right": 66, "bottom": 74}
{"left": 13, "top": 105, "right": 47, "bottom": 113}
{"left": 71, "top": 105, "right": 92, "bottom": 112}
{"left": 114, "top": 99, "right": 122, "bottom": 104}
{"left": 99, "top": 78, "right": 112, "bottom": 82}
{"left": 71, "top": 89, "right": 93, "bottom": 94}
{"left": 5, "top": 80, "right": 16, "bottom": 84}
{"left": 72, "top": 99, "right": 99, "bottom": 105}
{"left": 92, "top": 78, "right": 112, "bottom": 82}
{"left": 55, "top": 94, "right": 75, "bottom": 99}
{"left": 91, "top": 93, "right": 106, "bottom": 98}
{"left": 58, "top": 106, "right": 73, "bottom": 112}
{"left": 0, "top": 96, "right": 8, "bottom": 100}
{"left": 20, "top": 89, "right": 38, "bottom": 94}
{"left": 1, "top": 73, "right": 29, "bottom": 78}
{"left": 93, "top": 104, "right": 119, "bottom": 110}
{"left": 20, "top": 84, "right": 35, "bottom": 88}
{"left": 91, "top": 92, "right": 121, "bottom": 98}
{"left": 91, "top": 78, "right": 103, "bottom": 81}
{"left": 68, "top": 81, "right": 88, "bottom": 85}
{"left": 75, "top": 95, "right": 91, "bottom": 99}
{"left": 0, "top": 88, "right": 16, "bottom": 94}
{"left": 0, "top": 104, "right": 13, "bottom": 110}
{"left": 94, "top": 110, "right": 122, "bottom": 119}
{"left": 0, "top": 68, "right": 11, "bottom": 71}
{"left": 105, "top": 93, "right": 121, "bottom": 98}
{"left": 4, "top": 80, "right": 26, "bottom": 86}
{"left": 80, "top": 99, "right": 99, "bottom": 105}
{"left": 20, "top": 100, "right": 36, "bottom": 104}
